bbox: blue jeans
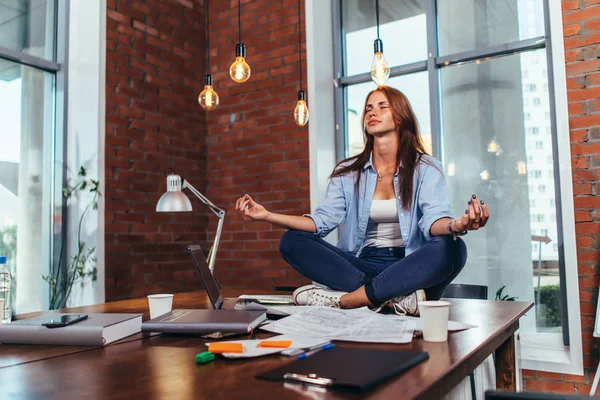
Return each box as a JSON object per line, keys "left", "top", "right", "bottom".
{"left": 279, "top": 230, "right": 467, "bottom": 305}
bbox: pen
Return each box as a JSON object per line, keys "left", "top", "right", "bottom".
{"left": 297, "top": 343, "right": 335, "bottom": 360}
{"left": 281, "top": 341, "right": 332, "bottom": 357}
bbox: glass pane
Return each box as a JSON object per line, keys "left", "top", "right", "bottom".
{"left": 0, "top": 59, "right": 55, "bottom": 315}
{"left": 437, "top": 0, "right": 545, "bottom": 56}
{"left": 342, "top": 0, "right": 427, "bottom": 76}
{"left": 440, "top": 49, "right": 558, "bottom": 333}
{"left": 345, "top": 72, "right": 431, "bottom": 157}
{"left": 0, "top": 0, "right": 56, "bottom": 60}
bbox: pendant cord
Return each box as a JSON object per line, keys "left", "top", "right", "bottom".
{"left": 238, "top": 0, "right": 242, "bottom": 44}
{"left": 376, "top": 0, "right": 380, "bottom": 40}
{"left": 206, "top": 0, "right": 209, "bottom": 72}
{"left": 298, "top": 0, "right": 302, "bottom": 91}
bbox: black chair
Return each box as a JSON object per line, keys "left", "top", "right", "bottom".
{"left": 443, "top": 283, "right": 489, "bottom": 400}
{"left": 486, "top": 390, "right": 593, "bottom": 400}
{"left": 443, "top": 283, "right": 488, "bottom": 301}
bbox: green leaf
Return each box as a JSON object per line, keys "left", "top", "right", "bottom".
{"left": 79, "top": 166, "right": 87, "bottom": 177}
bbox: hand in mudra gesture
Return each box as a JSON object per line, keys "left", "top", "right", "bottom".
{"left": 452, "top": 194, "right": 490, "bottom": 232}
{"left": 235, "top": 194, "right": 270, "bottom": 222}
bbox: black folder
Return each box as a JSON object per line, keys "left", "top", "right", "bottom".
{"left": 256, "top": 347, "right": 429, "bottom": 392}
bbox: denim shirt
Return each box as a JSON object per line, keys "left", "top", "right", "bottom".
{"left": 305, "top": 154, "right": 455, "bottom": 257}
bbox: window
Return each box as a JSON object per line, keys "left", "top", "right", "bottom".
{"left": 333, "top": 0, "right": 581, "bottom": 374}
{"left": 0, "top": 0, "right": 63, "bottom": 314}
{"left": 525, "top": 84, "right": 537, "bottom": 92}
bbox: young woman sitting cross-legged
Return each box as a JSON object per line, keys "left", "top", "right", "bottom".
{"left": 234, "top": 86, "right": 490, "bottom": 316}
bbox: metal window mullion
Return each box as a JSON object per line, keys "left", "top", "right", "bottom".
{"left": 332, "top": 0, "right": 346, "bottom": 161}
{"left": 542, "top": 0, "right": 569, "bottom": 347}
{"left": 0, "top": 45, "right": 61, "bottom": 73}
{"left": 339, "top": 60, "right": 427, "bottom": 86}
{"left": 49, "top": 0, "right": 69, "bottom": 310}
{"left": 436, "top": 36, "right": 546, "bottom": 68}
{"left": 425, "top": 0, "right": 441, "bottom": 159}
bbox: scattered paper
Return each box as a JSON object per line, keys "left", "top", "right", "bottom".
{"left": 259, "top": 307, "right": 415, "bottom": 344}
{"left": 403, "top": 315, "right": 476, "bottom": 332}
{"left": 204, "top": 335, "right": 331, "bottom": 359}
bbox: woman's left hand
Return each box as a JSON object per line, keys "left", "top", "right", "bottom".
{"left": 453, "top": 194, "right": 490, "bottom": 232}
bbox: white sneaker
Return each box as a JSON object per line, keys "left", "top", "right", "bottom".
{"left": 388, "top": 289, "right": 426, "bottom": 316}
{"left": 292, "top": 284, "right": 347, "bottom": 307}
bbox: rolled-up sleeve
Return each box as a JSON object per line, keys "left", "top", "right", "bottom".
{"left": 303, "top": 175, "right": 347, "bottom": 237}
{"left": 417, "top": 162, "right": 455, "bottom": 241}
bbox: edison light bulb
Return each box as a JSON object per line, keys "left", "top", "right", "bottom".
{"left": 371, "top": 39, "right": 390, "bottom": 86}
{"left": 198, "top": 74, "right": 219, "bottom": 111}
{"left": 230, "top": 43, "right": 251, "bottom": 83}
{"left": 447, "top": 162, "right": 456, "bottom": 177}
{"left": 294, "top": 90, "right": 309, "bottom": 127}
{"left": 480, "top": 170, "right": 489, "bottom": 181}
{"left": 487, "top": 139, "right": 498, "bottom": 153}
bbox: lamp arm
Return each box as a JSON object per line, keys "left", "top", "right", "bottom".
{"left": 206, "top": 216, "right": 225, "bottom": 274}
{"left": 182, "top": 180, "right": 225, "bottom": 218}
{"left": 181, "top": 179, "right": 225, "bottom": 274}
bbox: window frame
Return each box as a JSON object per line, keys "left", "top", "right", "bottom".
{"left": 0, "top": 0, "right": 67, "bottom": 312}
{"left": 329, "top": 0, "right": 582, "bottom": 374}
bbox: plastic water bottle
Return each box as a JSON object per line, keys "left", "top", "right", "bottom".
{"left": 0, "top": 256, "right": 11, "bottom": 323}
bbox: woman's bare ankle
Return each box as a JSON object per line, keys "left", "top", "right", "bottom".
{"left": 339, "top": 287, "right": 374, "bottom": 309}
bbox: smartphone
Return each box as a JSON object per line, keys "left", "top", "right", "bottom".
{"left": 42, "top": 314, "right": 88, "bottom": 328}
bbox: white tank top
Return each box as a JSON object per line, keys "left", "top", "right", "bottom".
{"left": 363, "top": 199, "right": 405, "bottom": 248}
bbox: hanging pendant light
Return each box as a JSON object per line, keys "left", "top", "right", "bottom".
{"left": 229, "top": 0, "right": 251, "bottom": 83}
{"left": 294, "top": 0, "right": 309, "bottom": 127}
{"left": 371, "top": 0, "right": 389, "bottom": 86}
{"left": 198, "top": 0, "right": 219, "bottom": 110}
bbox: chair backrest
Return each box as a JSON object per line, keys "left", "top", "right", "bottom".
{"left": 443, "top": 284, "right": 488, "bottom": 300}
{"left": 486, "top": 390, "right": 592, "bottom": 400}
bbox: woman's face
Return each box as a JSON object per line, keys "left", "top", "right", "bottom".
{"left": 364, "top": 90, "right": 395, "bottom": 136}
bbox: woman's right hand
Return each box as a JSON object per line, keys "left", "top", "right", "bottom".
{"left": 235, "top": 194, "right": 270, "bottom": 222}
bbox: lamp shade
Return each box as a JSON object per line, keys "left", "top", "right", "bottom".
{"left": 156, "top": 174, "right": 193, "bottom": 212}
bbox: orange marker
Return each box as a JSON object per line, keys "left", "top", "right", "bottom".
{"left": 208, "top": 343, "right": 243, "bottom": 353}
{"left": 257, "top": 340, "right": 292, "bottom": 349}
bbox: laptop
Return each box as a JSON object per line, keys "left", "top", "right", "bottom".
{"left": 188, "top": 244, "right": 291, "bottom": 319}
{"left": 140, "top": 245, "right": 266, "bottom": 334}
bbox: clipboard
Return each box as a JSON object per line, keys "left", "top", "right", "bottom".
{"left": 255, "top": 347, "right": 429, "bottom": 392}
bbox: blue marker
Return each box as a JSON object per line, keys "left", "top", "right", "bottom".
{"left": 297, "top": 343, "right": 335, "bottom": 360}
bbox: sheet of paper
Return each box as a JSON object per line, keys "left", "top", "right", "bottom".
{"left": 403, "top": 315, "right": 476, "bottom": 332}
{"left": 204, "top": 335, "right": 331, "bottom": 359}
{"left": 260, "top": 307, "right": 415, "bottom": 344}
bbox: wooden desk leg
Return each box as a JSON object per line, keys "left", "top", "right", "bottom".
{"left": 495, "top": 333, "right": 516, "bottom": 390}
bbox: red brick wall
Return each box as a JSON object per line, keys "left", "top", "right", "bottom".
{"left": 521, "top": 0, "right": 600, "bottom": 393}
{"left": 202, "top": 0, "right": 311, "bottom": 289}
{"left": 105, "top": 0, "right": 209, "bottom": 300}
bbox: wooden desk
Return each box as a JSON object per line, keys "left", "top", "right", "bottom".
{"left": 0, "top": 290, "right": 532, "bottom": 399}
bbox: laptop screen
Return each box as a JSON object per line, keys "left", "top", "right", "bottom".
{"left": 188, "top": 244, "right": 223, "bottom": 310}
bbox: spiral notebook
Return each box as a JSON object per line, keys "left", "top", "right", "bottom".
{"left": 256, "top": 347, "right": 428, "bottom": 392}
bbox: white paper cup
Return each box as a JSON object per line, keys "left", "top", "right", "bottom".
{"left": 419, "top": 300, "right": 450, "bottom": 342}
{"left": 147, "top": 294, "right": 174, "bottom": 319}
{"left": 0, "top": 299, "right": 4, "bottom": 323}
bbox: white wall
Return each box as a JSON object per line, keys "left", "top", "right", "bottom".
{"left": 65, "top": 0, "right": 106, "bottom": 307}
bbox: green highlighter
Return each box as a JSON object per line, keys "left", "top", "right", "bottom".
{"left": 195, "top": 351, "right": 215, "bottom": 364}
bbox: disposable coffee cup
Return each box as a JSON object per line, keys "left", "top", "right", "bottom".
{"left": 419, "top": 300, "right": 450, "bottom": 342}
{"left": 0, "top": 298, "right": 4, "bottom": 323}
{"left": 147, "top": 294, "right": 174, "bottom": 319}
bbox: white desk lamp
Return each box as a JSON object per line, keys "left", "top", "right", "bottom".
{"left": 156, "top": 172, "right": 225, "bottom": 274}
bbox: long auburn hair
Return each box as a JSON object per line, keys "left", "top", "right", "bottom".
{"left": 330, "top": 86, "right": 430, "bottom": 210}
